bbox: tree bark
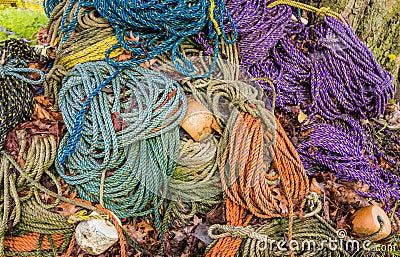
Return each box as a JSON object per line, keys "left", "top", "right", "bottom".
{"left": 314, "top": 0, "right": 400, "bottom": 100}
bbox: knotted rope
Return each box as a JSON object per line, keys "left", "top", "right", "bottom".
{"left": 52, "top": 0, "right": 236, "bottom": 77}
{"left": 226, "top": 0, "right": 397, "bottom": 212}
{"left": 0, "top": 39, "right": 45, "bottom": 150}
{"left": 175, "top": 44, "right": 308, "bottom": 257}
{"left": 0, "top": 134, "right": 73, "bottom": 257}
{"left": 153, "top": 37, "right": 308, "bottom": 255}
{"left": 55, "top": 61, "right": 186, "bottom": 234}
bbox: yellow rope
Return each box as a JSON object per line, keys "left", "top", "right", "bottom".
{"left": 267, "top": 0, "right": 347, "bottom": 24}
{"left": 67, "top": 210, "right": 109, "bottom": 224}
{"left": 209, "top": 0, "right": 222, "bottom": 35}
{"left": 57, "top": 37, "right": 124, "bottom": 71}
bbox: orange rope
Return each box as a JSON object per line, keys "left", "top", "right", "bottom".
{"left": 64, "top": 199, "right": 126, "bottom": 257}
{"left": 206, "top": 198, "right": 252, "bottom": 257}
{"left": 272, "top": 117, "right": 309, "bottom": 255}
{"left": 4, "top": 233, "right": 64, "bottom": 252}
{"left": 208, "top": 113, "right": 309, "bottom": 257}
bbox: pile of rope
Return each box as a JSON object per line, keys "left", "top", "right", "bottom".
{"left": 44, "top": 0, "right": 237, "bottom": 77}
{"left": 228, "top": 0, "right": 393, "bottom": 118}
{"left": 0, "top": 39, "right": 45, "bottom": 150}
{"left": 0, "top": 36, "right": 128, "bottom": 257}
{"left": 298, "top": 116, "right": 400, "bottom": 208}
{"left": 2, "top": 0, "right": 391, "bottom": 256}
{"left": 157, "top": 37, "right": 308, "bottom": 256}
{"left": 55, "top": 61, "right": 186, "bottom": 232}
{"left": 0, "top": 132, "right": 74, "bottom": 257}
{"left": 43, "top": 0, "right": 123, "bottom": 105}
{"left": 226, "top": 0, "right": 399, "bottom": 211}
{"left": 208, "top": 193, "right": 351, "bottom": 257}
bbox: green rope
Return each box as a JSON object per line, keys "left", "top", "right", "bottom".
{"left": 206, "top": 193, "right": 352, "bottom": 257}
{"left": 168, "top": 136, "right": 221, "bottom": 203}
{"left": 0, "top": 134, "right": 74, "bottom": 257}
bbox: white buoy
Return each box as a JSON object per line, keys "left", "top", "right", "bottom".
{"left": 75, "top": 211, "right": 120, "bottom": 255}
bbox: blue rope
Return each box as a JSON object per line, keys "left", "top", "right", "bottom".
{"left": 55, "top": 61, "right": 186, "bottom": 229}
{"left": 43, "top": 0, "right": 63, "bottom": 17}
{"left": 50, "top": 0, "right": 237, "bottom": 77}
{"left": 0, "top": 65, "right": 45, "bottom": 85}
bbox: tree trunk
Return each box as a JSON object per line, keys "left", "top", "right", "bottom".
{"left": 314, "top": 0, "right": 400, "bottom": 100}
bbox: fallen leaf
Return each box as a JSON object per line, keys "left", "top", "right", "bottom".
{"left": 54, "top": 202, "right": 81, "bottom": 218}
{"left": 298, "top": 110, "right": 308, "bottom": 123}
{"left": 140, "top": 59, "right": 156, "bottom": 69}
{"left": 34, "top": 95, "right": 53, "bottom": 108}
{"left": 34, "top": 104, "right": 55, "bottom": 121}
{"left": 310, "top": 178, "right": 324, "bottom": 194}
{"left": 336, "top": 213, "right": 350, "bottom": 230}
{"left": 117, "top": 51, "right": 133, "bottom": 62}
{"left": 137, "top": 220, "right": 154, "bottom": 233}
{"left": 193, "top": 215, "right": 202, "bottom": 226}
{"left": 111, "top": 112, "right": 124, "bottom": 132}
{"left": 123, "top": 223, "right": 148, "bottom": 245}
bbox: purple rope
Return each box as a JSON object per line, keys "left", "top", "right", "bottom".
{"left": 297, "top": 117, "right": 400, "bottom": 210}
{"left": 226, "top": 0, "right": 398, "bottom": 209}
{"left": 308, "top": 18, "right": 394, "bottom": 119}
{"left": 227, "top": 1, "right": 393, "bottom": 119}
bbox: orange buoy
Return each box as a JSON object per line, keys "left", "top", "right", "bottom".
{"left": 351, "top": 205, "right": 391, "bottom": 241}
{"left": 180, "top": 96, "right": 221, "bottom": 141}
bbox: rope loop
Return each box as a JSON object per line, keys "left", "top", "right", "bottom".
{"left": 0, "top": 65, "right": 45, "bottom": 85}
{"left": 208, "top": 224, "right": 267, "bottom": 241}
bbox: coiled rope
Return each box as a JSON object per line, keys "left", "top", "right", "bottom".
{"left": 55, "top": 61, "right": 187, "bottom": 234}
{"left": 0, "top": 133, "right": 74, "bottom": 257}
{"left": 208, "top": 193, "right": 351, "bottom": 257}
{"left": 298, "top": 116, "right": 400, "bottom": 210}
{"left": 0, "top": 39, "right": 45, "bottom": 150}
{"left": 164, "top": 38, "right": 239, "bottom": 230}
{"left": 49, "top": 0, "right": 237, "bottom": 77}
{"left": 43, "top": 0, "right": 123, "bottom": 105}
{"left": 164, "top": 39, "right": 309, "bottom": 257}
{"left": 44, "top": 0, "right": 64, "bottom": 17}
{"left": 153, "top": 37, "right": 309, "bottom": 255}
{"left": 226, "top": 0, "right": 397, "bottom": 212}
{"left": 309, "top": 17, "right": 393, "bottom": 119}
{"left": 227, "top": 0, "right": 393, "bottom": 120}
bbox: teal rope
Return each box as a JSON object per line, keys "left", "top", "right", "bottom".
{"left": 0, "top": 66, "right": 45, "bottom": 85}
{"left": 55, "top": 61, "right": 187, "bottom": 234}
